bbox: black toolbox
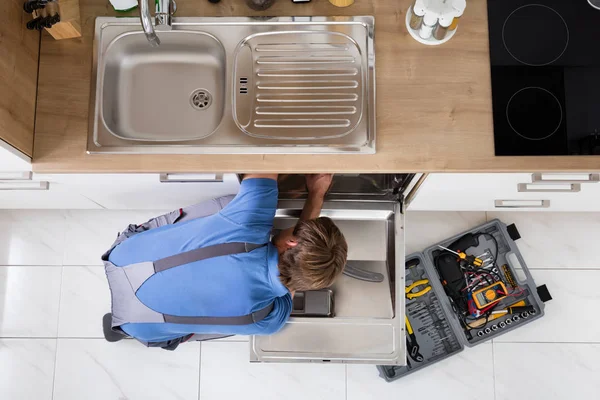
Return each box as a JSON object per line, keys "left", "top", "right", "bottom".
{"left": 378, "top": 219, "right": 552, "bottom": 381}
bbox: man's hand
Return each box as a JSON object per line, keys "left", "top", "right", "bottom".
{"left": 305, "top": 174, "right": 333, "bottom": 198}
{"left": 299, "top": 174, "right": 333, "bottom": 222}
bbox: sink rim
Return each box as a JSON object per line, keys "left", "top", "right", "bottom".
{"left": 88, "top": 16, "right": 376, "bottom": 154}
{"left": 99, "top": 29, "right": 228, "bottom": 143}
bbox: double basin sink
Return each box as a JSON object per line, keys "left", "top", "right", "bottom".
{"left": 88, "top": 17, "right": 375, "bottom": 154}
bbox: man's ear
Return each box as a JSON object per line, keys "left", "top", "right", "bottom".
{"left": 285, "top": 237, "right": 299, "bottom": 248}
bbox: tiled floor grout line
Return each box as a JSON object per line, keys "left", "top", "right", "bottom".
{"left": 517, "top": 267, "right": 600, "bottom": 271}
{"left": 0, "top": 337, "right": 106, "bottom": 340}
{"left": 50, "top": 338, "right": 59, "bottom": 400}
{"left": 3, "top": 337, "right": 598, "bottom": 344}
{"left": 50, "top": 264, "right": 65, "bottom": 400}
{"left": 489, "top": 341, "right": 600, "bottom": 344}
{"left": 0, "top": 265, "right": 68, "bottom": 268}
{"left": 491, "top": 341, "right": 497, "bottom": 400}
{"left": 61, "top": 210, "right": 69, "bottom": 268}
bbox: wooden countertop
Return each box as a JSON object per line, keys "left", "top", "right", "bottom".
{"left": 33, "top": 0, "right": 600, "bottom": 173}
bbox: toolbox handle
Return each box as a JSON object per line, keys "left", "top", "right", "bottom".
{"left": 506, "top": 252, "right": 529, "bottom": 284}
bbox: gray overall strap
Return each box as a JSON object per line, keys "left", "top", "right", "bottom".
{"left": 164, "top": 303, "right": 274, "bottom": 325}
{"left": 155, "top": 242, "right": 265, "bottom": 272}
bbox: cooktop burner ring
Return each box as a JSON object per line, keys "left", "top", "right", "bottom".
{"left": 502, "top": 4, "right": 570, "bottom": 67}
{"left": 506, "top": 87, "right": 563, "bottom": 141}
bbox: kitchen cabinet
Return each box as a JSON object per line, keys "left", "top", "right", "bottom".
{"left": 0, "top": 143, "right": 99, "bottom": 209}
{"left": 409, "top": 173, "right": 600, "bottom": 212}
{"left": 0, "top": 0, "right": 39, "bottom": 156}
{"left": 0, "top": 174, "right": 102, "bottom": 209}
{"left": 0, "top": 140, "right": 32, "bottom": 171}
{"left": 32, "top": 173, "right": 241, "bottom": 210}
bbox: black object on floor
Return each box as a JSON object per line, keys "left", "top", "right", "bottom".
{"left": 102, "top": 313, "right": 126, "bottom": 343}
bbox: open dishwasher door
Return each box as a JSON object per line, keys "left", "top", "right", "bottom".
{"left": 250, "top": 174, "right": 416, "bottom": 365}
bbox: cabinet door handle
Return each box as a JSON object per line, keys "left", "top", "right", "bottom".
{"left": 517, "top": 183, "right": 581, "bottom": 193}
{"left": 0, "top": 171, "right": 32, "bottom": 181}
{"left": 532, "top": 173, "right": 600, "bottom": 184}
{"left": 0, "top": 181, "right": 49, "bottom": 190}
{"left": 159, "top": 173, "right": 224, "bottom": 183}
{"left": 494, "top": 200, "right": 550, "bottom": 209}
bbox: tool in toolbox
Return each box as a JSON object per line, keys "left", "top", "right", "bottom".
{"left": 476, "top": 250, "right": 494, "bottom": 268}
{"left": 502, "top": 264, "right": 518, "bottom": 289}
{"left": 472, "top": 281, "right": 508, "bottom": 309}
{"left": 405, "top": 316, "right": 424, "bottom": 363}
{"left": 406, "top": 279, "right": 432, "bottom": 300}
{"left": 438, "top": 245, "right": 484, "bottom": 267}
{"left": 465, "top": 300, "right": 529, "bottom": 329}
{"left": 408, "top": 302, "right": 427, "bottom": 313}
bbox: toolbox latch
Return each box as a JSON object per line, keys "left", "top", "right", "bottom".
{"left": 506, "top": 223, "right": 521, "bottom": 241}
{"left": 536, "top": 284, "right": 553, "bottom": 303}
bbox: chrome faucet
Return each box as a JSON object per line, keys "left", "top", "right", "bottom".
{"left": 138, "top": 0, "right": 177, "bottom": 47}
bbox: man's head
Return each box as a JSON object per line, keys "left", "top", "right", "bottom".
{"left": 273, "top": 217, "right": 348, "bottom": 293}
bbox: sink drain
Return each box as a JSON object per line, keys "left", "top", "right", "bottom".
{"left": 190, "top": 89, "right": 212, "bottom": 110}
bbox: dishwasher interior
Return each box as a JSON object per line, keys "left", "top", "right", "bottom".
{"left": 250, "top": 174, "right": 416, "bottom": 364}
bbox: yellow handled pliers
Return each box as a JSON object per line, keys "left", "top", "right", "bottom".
{"left": 405, "top": 279, "right": 432, "bottom": 300}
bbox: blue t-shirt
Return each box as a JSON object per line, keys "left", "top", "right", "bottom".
{"left": 108, "top": 178, "right": 292, "bottom": 342}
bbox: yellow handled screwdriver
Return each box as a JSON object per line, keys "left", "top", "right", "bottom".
{"left": 438, "top": 245, "right": 484, "bottom": 267}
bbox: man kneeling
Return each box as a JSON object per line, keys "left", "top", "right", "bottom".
{"left": 102, "top": 174, "right": 347, "bottom": 349}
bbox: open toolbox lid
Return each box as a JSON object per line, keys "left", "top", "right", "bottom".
{"left": 250, "top": 174, "right": 417, "bottom": 364}
{"left": 379, "top": 219, "right": 551, "bottom": 381}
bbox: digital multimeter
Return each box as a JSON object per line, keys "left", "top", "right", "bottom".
{"left": 472, "top": 281, "right": 508, "bottom": 309}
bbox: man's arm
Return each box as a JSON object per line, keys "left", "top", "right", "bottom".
{"left": 218, "top": 174, "right": 278, "bottom": 230}
{"left": 299, "top": 174, "right": 333, "bottom": 221}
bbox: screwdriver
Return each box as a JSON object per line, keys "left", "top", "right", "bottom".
{"left": 438, "top": 245, "right": 484, "bottom": 267}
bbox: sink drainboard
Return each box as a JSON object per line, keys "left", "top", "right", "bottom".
{"left": 233, "top": 31, "right": 364, "bottom": 140}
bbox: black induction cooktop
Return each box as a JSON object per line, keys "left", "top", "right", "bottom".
{"left": 487, "top": 0, "right": 600, "bottom": 156}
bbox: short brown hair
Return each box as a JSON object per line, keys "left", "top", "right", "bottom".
{"left": 278, "top": 217, "right": 348, "bottom": 292}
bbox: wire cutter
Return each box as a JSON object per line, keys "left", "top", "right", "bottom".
{"left": 405, "top": 316, "right": 424, "bottom": 363}
{"left": 405, "top": 279, "right": 432, "bottom": 300}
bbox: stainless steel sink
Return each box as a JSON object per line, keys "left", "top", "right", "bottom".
{"left": 88, "top": 17, "right": 376, "bottom": 154}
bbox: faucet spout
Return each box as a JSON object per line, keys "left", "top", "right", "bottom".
{"left": 138, "top": 0, "right": 176, "bottom": 47}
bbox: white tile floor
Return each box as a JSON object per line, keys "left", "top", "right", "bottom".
{"left": 0, "top": 209, "right": 598, "bottom": 400}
